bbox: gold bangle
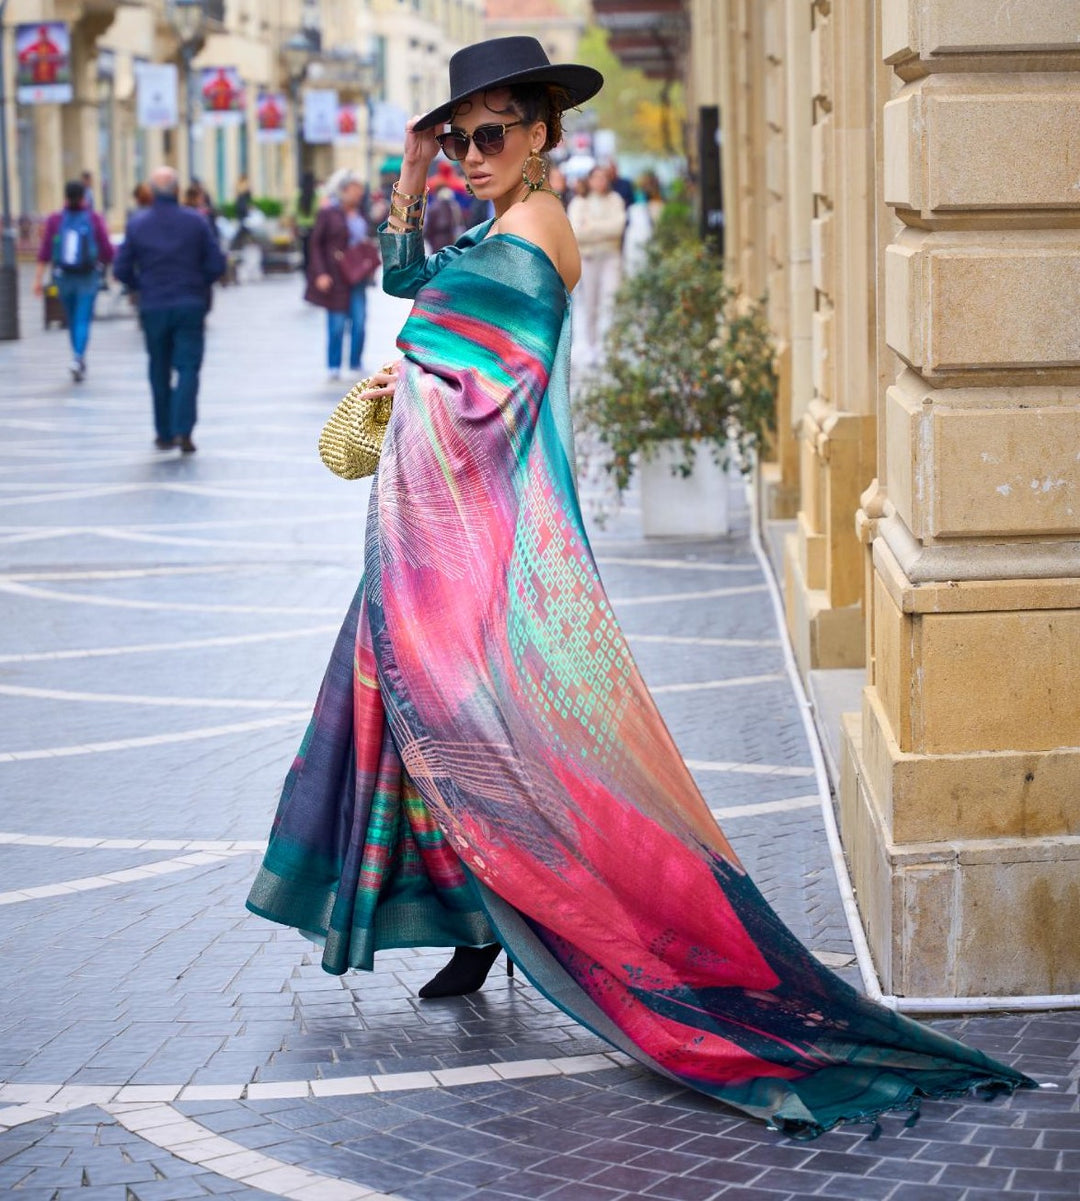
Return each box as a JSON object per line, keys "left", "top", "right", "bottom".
{"left": 392, "top": 181, "right": 425, "bottom": 206}
{"left": 390, "top": 191, "right": 427, "bottom": 227}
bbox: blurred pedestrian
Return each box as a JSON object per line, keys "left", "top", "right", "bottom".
{"left": 80, "top": 169, "right": 95, "bottom": 210}
{"left": 113, "top": 165, "right": 226, "bottom": 453}
{"left": 131, "top": 181, "right": 153, "bottom": 211}
{"left": 424, "top": 161, "right": 466, "bottom": 251}
{"left": 605, "top": 159, "right": 634, "bottom": 209}
{"left": 568, "top": 164, "right": 626, "bottom": 363}
{"left": 183, "top": 182, "right": 210, "bottom": 217}
{"left": 623, "top": 171, "right": 664, "bottom": 275}
{"left": 232, "top": 173, "right": 253, "bottom": 249}
{"left": 547, "top": 164, "right": 569, "bottom": 207}
{"left": 33, "top": 178, "right": 114, "bottom": 382}
{"left": 191, "top": 178, "right": 218, "bottom": 225}
{"left": 304, "top": 168, "right": 374, "bottom": 382}
{"left": 290, "top": 170, "right": 318, "bottom": 277}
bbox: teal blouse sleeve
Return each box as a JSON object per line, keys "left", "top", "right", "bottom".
{"left": 377, "top": 219, "right": 494, "bottom": 299}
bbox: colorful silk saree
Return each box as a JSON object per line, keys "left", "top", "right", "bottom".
{"left": 247, "top": 221, "right": 1034, "bottom": 1137}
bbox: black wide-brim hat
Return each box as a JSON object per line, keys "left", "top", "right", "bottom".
{"left": 414, "top": 36, "right": 603, "bottom": 132}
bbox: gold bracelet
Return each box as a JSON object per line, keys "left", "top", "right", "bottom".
{"left": 392, "top": 181, "right": 426, "bottom": 208}
{"left": 390, "top": 191, "right": 428, "bottom": 228}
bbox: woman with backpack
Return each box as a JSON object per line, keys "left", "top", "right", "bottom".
{"left": 33, "top": 179, "right": 114, "bottom": 382}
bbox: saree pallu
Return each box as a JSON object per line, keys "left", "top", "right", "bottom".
{"left": 248, "top": 231, "right": 1034, "bottom": 1137}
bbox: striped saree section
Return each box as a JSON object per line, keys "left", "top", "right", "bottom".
{"left": 249, "top": 232, "right": 1034, "bottom": 1137}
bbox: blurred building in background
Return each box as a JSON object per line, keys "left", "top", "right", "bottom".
{"left": 0, "top": 0, "right": 483, "bottom": 237}
{"left": 483, "top": 0, "right": 587, "bottom": 68}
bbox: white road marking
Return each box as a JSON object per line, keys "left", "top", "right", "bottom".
{"left": 0, "top": 1052, "right": 630, "bottom": 1131}
{"left": 609, "top": 584, "right": 768, "bottom": 605}
{"left": 0, "top": 579, "right": 342, "bottom": 615}
{"left": 0, "top": 624, "right": 339, "bottom": 664}
{"left": 3, "top": 564, "right": 261, "bottom": 582}
{"left": 597, "top": 556, "right": 759, "bottom": 573}
{"left": 0, "top": 833, "right": 266, "bottom": 851}
{"left": 0, "top": 850, "right": 249, "bottom": 906}
{"left": 0, "top": 484, "right": 147, "bottom": 509}
{"left": 628, "top": 633, "right": 780, "bottom": 648}
{"left": 651, "top": 673, "right": 784, "bottom": 694}
{"left": 710, "top": 795, "right": 820, "bottom": 819}
{"left": 0, "top": 713, "right": 307, "bottom": 763}
{"left": 115, "top": 1103, "right": 405, "bottom": 1201}
{"left": 685, "top": 759, "right": 815, "bottom": 777}
{"left": 0, "top": 683, "right": 307, "bottom": 711}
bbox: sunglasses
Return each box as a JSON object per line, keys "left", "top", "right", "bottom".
{"left": 435, "top": 120, "right": 524, "bottom": 162}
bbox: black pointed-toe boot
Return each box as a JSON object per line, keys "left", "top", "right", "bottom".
{"left": 418, "top": 943, "right": 507, "bottom": 999}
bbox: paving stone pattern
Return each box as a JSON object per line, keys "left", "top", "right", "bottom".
{"left": 0, "top": 268, "right": 1076, "bottom": 1198}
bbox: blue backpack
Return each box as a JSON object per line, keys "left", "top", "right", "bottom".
{"left": 53, "top": 208, "right": 98, "bottom": 274}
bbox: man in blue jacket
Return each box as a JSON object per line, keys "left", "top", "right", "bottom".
{"left": 113, "top": 166, "right": 226, "bottom": 452}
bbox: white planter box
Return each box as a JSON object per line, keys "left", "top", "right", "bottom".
{"left": 639, "top": 439, "right": 732, "bottom": 538}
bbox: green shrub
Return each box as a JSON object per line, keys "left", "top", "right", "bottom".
{"left": 253, "top": 197, "right": 283, "bottom": 218}
{"left": 577, "top": 206, "right": 777, "bottom": 492}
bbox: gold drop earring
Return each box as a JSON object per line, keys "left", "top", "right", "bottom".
{"left": 521, "top": 151, "right": 548, "bottom": 194}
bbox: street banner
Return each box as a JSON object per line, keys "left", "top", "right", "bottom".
{"left": 370, "top": 100, "right": 408, "bottom": 145}
{"left": 335, "top": 102, "right": 360, "bottom": 145}
{"left": 593, "top": 129, "right": 617, "bottom": 161}
{"left": 15, "top": 22, "right": 73, "bottom": 104}
{"left": 256, "top": 91, "right": 288, "bottom": 143}
{"left": 200, "top": 66, "right": 245, "bottom": 127}
{"left": 135, "top": 61, "right": 179, "bottom": 130}
{"left": 303, "top": 89, "right": 338, "bottom": 145}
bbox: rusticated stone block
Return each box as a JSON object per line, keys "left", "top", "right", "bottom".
{"left": 884, "top": 74, "right": 1080, "bottom": 214}
{"left": 810, "top": 10, "right": 832, "bottom": 107}
{"left": 810, "top": 113, "right": 833, "bottom": 201}
{"left": 885, "top": 230, "right": 1080, "bottom": 376}
{"left": 931, "top": 405, "right": 1080, "bottom": 537}
{"left": 810, "top": 214, "right": 833, "bottom": 294}
{"left": 861, "top": 684, "right": 1080, "bottom": 842}
{"left": 884, "top": 375, "right": 1080, "bottom": 539}
{"left": 916, "top": 606, "right": 1080, "bottom": 753}
{"left": 883, "top": 0, "right": 1080, "bottom": 63}
{"left": 812, "top": 307, "right": 834, "bottom": 403}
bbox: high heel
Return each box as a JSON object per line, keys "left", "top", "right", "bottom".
{"left": 418, "top": 942, "right": 504, "bottom": 998}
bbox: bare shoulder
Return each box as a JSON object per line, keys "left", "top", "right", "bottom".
{"left": 497, "top": 196, "right": 579, "bottom": 290}
{"left": 497, "top": 195, "right": 563, "bottom": 248}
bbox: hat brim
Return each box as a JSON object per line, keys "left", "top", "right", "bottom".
{"left": 414, "top": 63, "right": 603, "bottom": 132}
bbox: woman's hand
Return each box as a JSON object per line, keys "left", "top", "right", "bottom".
{"left": 363, "top": 360, "right": 401, "bottom": 399}
{"left": 315, "top": 272, "right": 332, "bottom": 293}
{"left": 399, "top": 116, "right": 438, "bottom": 194}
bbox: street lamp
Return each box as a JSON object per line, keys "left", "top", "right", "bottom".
{"left": 282, "top": 32, "right": 314, "bottom": 188}
{"left": 0, "top": 0, "right": 19, "bottom": 340}
{"left": 169, "top": 0, "right": 207, "bottom": 183}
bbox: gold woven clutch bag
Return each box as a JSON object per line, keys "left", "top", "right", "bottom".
{"left": 318, "top": 369, "right": 394, "bottom": 480}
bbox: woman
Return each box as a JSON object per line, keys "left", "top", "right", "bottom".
{"left": 248, "top": 36, "right": 1034, "bottom": 1139}
{"left": 304, "top": 168, "right": 372, "bottom": 381}
{"left": 32, "top": 178, "right": 114, "bottom": 383}
{"left": 568, "top": 163, "right": 627, "bottom": 363}
{"left": 623, "top": 170, "right": 664, "bottom": 275}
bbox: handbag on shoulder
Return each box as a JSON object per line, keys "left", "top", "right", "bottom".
{"left": 336, "top": 238, "right": 381, "bottom": 286}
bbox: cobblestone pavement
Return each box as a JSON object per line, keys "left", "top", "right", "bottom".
{"left": 0, "top": 268, "right": 1077, "bottom": 1200}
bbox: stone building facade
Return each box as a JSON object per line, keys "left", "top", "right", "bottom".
{"left": 1, "top": 0, "right": 482, "bottom": 236}
{"left": 603, "top": 0, "right": 1080, "bottom": 1002}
